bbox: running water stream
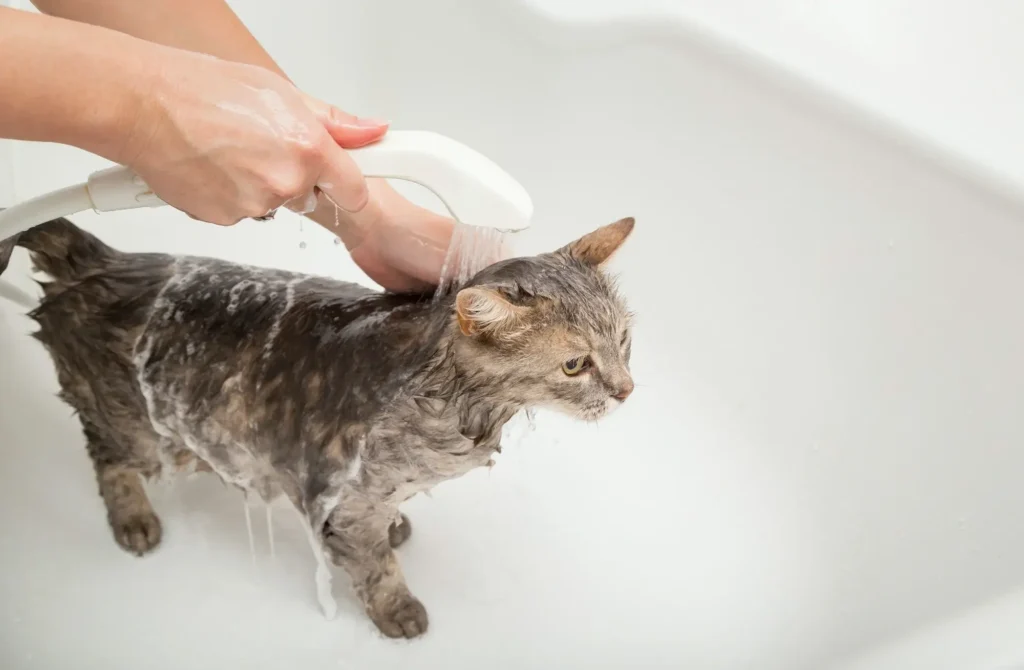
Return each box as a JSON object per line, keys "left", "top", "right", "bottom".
{"left": 434, "top": 222, "right": 516, "bottom": 298}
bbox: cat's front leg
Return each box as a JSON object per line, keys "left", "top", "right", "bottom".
{"left": 322, "top": 510, "right": 427, "bottom": 639}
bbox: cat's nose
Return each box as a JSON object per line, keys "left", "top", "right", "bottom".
{"left": 613, "top": 380, "right": 634, "bottom": 402}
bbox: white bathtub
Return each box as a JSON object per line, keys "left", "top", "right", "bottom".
{"left": 3, "top": 1, "right": 1024, "bottom": 668}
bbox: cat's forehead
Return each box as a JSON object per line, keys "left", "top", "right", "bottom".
{"left": 476, "top": 254, "right": 615, "bottom": 294}
{"left": 477, "top": 254, "right": 630, "bottom": 336}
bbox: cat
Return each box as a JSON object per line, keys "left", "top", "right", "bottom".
{"left": 0, "top": 215, "right": 635, "bottom": 638}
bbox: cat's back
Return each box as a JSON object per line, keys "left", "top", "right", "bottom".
{"left": 132, "top": 254, "right": 410, "bottom": 406}
{"left": 134, "top": 255, "right": 445, "bottom": 462}
{"left": 139, "top": 255, "right": 378, "bottom": 354}
{"left": 33, "top": 245, "right": 377, "bottom": 367}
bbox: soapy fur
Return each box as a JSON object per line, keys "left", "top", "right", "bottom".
{"left": 0, "top": 216, "right": 635, "bottom": 638}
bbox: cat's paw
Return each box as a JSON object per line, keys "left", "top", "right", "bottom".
{"left": 110, "top": 511, "right": 163, "bottom": 556}
{"left": 368, "top": 590, "right": 429, "bottom": 639}
{"left": 388, "top": 514, "right": 412, "bottom": 548}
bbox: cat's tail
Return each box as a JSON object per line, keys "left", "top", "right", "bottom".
{"left": 0, "top": 217, "right": 116, "bottom": 285}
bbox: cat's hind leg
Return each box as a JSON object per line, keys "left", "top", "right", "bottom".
{"left": 82, "top": 422, "right": 163, "bottom": 556}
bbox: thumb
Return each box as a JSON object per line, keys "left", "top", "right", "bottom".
{"left": 302, "top": 94, "right": 389, "bottom": 148}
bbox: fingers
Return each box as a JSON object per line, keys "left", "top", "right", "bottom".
{"left": 324, "top": 111, "right": 389, "bottom": 148}
{"left": 303, "top": 95, "right": 389, "bottom": 148}
{"left": 315, "top": 135, "right": 377, "bottom": 215}
{"left": 300, "top": 94, "right": 389, "bottom": 215}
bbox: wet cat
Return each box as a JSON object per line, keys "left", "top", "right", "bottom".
{"left": 0, "top": 215, "right": 635, "bottom": 638}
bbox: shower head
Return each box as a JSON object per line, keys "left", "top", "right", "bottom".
{"left": 348, "top": 131, "right": 533, "bottom": 232}
{"left": 0, "top": 130, "right": 534, "bottom": 242}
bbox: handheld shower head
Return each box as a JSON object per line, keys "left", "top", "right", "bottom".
{"left": 0, "top": 130, "right": 533, "bottom": 243}
{"left": 347, "top": 131, "right": 533, "bottom": 232}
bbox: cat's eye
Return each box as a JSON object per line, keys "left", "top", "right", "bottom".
{"left": 562, "top": 356, "right": 590, "bottom": 376}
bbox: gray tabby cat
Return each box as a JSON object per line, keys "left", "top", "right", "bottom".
{"left": 0, "top": 215, "right": 635, "bottom": 638}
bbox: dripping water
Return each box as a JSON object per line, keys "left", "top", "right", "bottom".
{"left": 502, "top": 407, "right": 539, "bottom": 451}
{"left": 294, "top": 505, "right": 338, "bottom": 620}
{"left": 243, "top": 495, "right": 256, "bottom": 568}
{"left": 265, "top": 503, "right": 276, "bottom": 560}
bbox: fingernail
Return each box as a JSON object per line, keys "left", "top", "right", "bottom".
{"left": 342, "top": 117, "right": 390, "bottom": 128}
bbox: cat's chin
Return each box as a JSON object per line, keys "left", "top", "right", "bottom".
{"left": 575, "top": 398, "right": 621, "bottom": 421}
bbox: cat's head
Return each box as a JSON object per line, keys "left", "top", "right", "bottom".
{"left": 451, "top": 218, "right": 635, "bottom": 420}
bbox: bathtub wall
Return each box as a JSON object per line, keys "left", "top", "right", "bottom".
{"left": 518, "top": 0, "right": 1024, "bottom": 201}
{"left": 3, "top": 1, "right": 1024, "bottom": 669}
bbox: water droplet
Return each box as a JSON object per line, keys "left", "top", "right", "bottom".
{"left": 299, "top": 241, "right": 307, "bottom": 250}
{"left": 333, "top": 237, "right": 341, "bottom": 245}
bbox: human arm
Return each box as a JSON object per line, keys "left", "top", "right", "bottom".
{"left": 30, "top": 0, "right": 290, "bottom": 77}
{"left": 31, "top": 0, "right": 457, "bottom": 290}
{"left": 1, "top": 6, "right": 379, "bottom": 228}
{"left": 0, "top": 7, "right": 149, "bottom": 166}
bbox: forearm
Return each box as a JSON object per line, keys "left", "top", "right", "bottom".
{"left": 29, "top": 2, "right": 390, "bottom": 234}
{"left": 31, "top": 0, "right": 288, "bottom": 78}
{"left": 0, "top": 8, "right": 151, "bottom": 163}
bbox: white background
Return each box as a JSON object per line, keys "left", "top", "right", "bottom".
{"left": 2, "top": 1, "right": 1024, "bottom": 669}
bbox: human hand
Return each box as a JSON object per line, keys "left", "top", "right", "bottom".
{"left": 299, "top": 95, "right": 457, "bottom": 291}
{"left": 121, "top": 48, "right": 388, "bottom": 226}
{"left": 307, "top": 176, "right": 456, "bottom": 291}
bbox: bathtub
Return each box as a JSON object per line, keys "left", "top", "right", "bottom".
{"left": 3, "top": 1, "right": 1024, "bottom": 668}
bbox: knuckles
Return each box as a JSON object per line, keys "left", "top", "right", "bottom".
{"left": 262, "top": 139, "right": 325, "bottom": 202}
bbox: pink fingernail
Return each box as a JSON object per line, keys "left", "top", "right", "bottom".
{"left": 347, "top": 117, "right": 390, "bottom": 128}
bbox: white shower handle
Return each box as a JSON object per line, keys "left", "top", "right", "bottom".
{"left": 86, "top": 130, "right": 533, "bottom": 232}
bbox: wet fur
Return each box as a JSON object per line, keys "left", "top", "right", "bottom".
{"left": 0, "top": 216, "right": 634, "bottom": 638}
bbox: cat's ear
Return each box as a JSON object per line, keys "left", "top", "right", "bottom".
{"left": 558, "top": 217, "right": 635, "bottom": 267}
{"left": 455, "top": 287, "right": 526, "bottom": 338}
